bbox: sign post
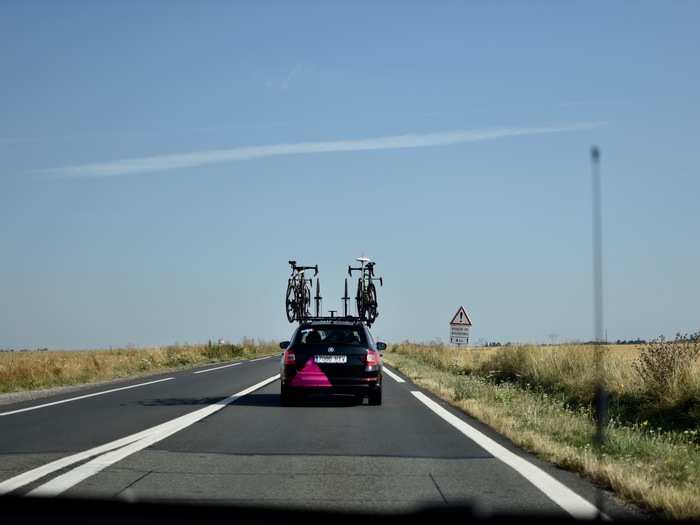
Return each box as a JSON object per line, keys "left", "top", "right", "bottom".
{"left": 449, "top": 306, "right": 472, "bottom": 347}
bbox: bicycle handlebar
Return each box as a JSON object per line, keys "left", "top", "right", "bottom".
{"left": 349, "top": 264, "right": 377, "bottom": 278}
{"left": 298, "top": 265, "right": 318, "bottom": 276}
{"left": 289, "top": 261, "right": 318, "bottom": 276}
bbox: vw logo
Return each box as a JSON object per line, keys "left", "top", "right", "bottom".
{"left": 328, "top": 347, "right": 335, "bottom": 353}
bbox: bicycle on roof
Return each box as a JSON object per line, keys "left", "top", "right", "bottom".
{"left": 283, "top": 257, "right": 383, "bottom": 327}
{"left": 348, "top": 257, "right": 383, "bottom": 326}
{"left": 285, "top": 260, "right": 319, "bottom": 323}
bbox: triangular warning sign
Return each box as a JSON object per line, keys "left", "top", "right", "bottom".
{"left": 450, "top": 306, "right": 472, "bottom": 326}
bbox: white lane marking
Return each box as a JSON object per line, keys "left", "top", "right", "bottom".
{"left": 27, "top": 374, "right": 280, "bottom": 497}
{"left": 0, "top": 427, "right": 155, "bottom": 495}
{"left": 411, "top": 391, "right": 610, "bottom": 521}
{"left": 192, "top": 362, "right": 241, "bottom": 374}
{"left": 193, "top": 354, "right": 276, "bottom": 373}
{"left": 247, "top": 356, "right": 275, "bottom": 363}
{"left": 0, "top": 377, "right": 175, "bottom": 418}
{"left": 382, "top": 366, "right": 406, "bottom": 383}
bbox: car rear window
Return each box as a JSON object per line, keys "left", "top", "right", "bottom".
{"left": 293, "top": 325, "right": 367, "bottom": 347}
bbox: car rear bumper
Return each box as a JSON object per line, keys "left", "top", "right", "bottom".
{"left": 283, "top": 381, "right": 380, "bottom": 397}
{"left": 281, "top": 369, "right": 381, "bottom": 393}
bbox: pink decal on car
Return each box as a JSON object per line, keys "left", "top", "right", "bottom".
{"left": 289, "top": 357, "right": 332, "bottom": 388}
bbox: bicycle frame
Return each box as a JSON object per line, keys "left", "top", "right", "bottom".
{"left": 348, "top": 257, "right": 382, "bottom": 326}
{"left": 286, "top": 261, "right": 317, "bottom": 322}
{"left": 348, "top": 259, "right": 383, "bottom": 289}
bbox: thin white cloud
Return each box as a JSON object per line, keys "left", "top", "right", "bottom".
{"left": 281, "top": 64, "right": 303, "bottom": 90}
{"left": 265, "top": 63, "right": 308, "bottom": 91}
{"left": 46, "top": 122, "right": 604, "bottom": 178}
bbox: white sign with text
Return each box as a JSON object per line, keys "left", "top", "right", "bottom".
{"left": 449, "top": 306, "right": 472, "bottom": 345}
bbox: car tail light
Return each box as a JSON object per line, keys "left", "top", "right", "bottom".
{"left": 365, "top": 349, "right": 380, "bottom": 366}
{"left": 283, "top": 349, "right": 296, "bottom": 365}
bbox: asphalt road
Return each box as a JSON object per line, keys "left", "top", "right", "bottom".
{"left": 0, "top": 355, "right": 643, "bottom": 519}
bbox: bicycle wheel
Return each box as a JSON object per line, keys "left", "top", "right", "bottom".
{"left": 300, "top": 280, "right": 311, "bottom": 319}
{"left": 356, "top": 278, "right": 365, "bottom": 321}
{"left": 285, "top": 280, "right": 296, "bottom": 322}
{"left": 306, "top": 281, "right": 312, "bottom": 317}
{"left": 367, "top": 282, "right": 378, "bottom": 324}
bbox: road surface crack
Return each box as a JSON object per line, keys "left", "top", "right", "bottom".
{"left": 118, "top": 470, "right": 152, "bottom": 498}
{"left": 429, "top": 473, "right": 448, "bottom": 504}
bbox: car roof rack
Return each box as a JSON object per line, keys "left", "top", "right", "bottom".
{"left": 298, "top": 315, "right": 363, "bottom": 324}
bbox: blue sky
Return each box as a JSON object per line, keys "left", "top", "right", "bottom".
{"left": 1, "top": 1, "right": 699, "bottom": 348}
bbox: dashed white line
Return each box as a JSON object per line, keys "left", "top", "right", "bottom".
{"left": 1, "top": 354, "right": 276, "bottom": 414}
{"left": 193, "top": 355, "right": 275, "bottom": 373}
{"left": 411, "top": 391, "right": 609, "bottom": 520}
{"left": 2, "top": 374, "right": 280, "bottom": 497}
{"left": 382, "top": 366, "right": 406, "bottom": 383}
{"left": 247, "top": 356, "right": 275, "bottom": 363}
{"left": 0, "top": 377, "right": 175, "bottom": 418}
{"left": 193, "top": 362, "right": 242, "bottom": 374}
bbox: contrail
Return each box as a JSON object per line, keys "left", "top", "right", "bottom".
{"left": 46, "top": 122, "right": 604, "bottom": 178}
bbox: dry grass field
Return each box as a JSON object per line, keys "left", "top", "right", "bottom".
{"left": 385, "top": 339, "right": 700, "bottom": 519}
{"left": 390, "top": 340, "right": 700, "bottom": 429}
{"left": 0, "top": 339, "right": 278, "bottom": 394}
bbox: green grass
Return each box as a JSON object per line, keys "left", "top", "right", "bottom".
{"left": 384, "top": 343, "right": 700, "bottom": 519}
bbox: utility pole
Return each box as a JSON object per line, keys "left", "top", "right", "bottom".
{"left": 591, "top": 145, "right": 607, "bottom": 521}
{"left": 591, "top": 146, "right": 604, "bottom": 344}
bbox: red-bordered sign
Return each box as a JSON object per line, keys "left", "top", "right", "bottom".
{"left": 449, "top": 306, "right": 472, "bottom": 326}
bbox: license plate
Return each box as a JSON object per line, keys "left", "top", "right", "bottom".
{"left": 314, "top": 355, "right": 347, "bottom": 364}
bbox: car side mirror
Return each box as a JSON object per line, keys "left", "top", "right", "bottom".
{"left": 279, "top": 341, "right": 290, "bottom": 349}
{"left": 376, "top": 342, "right": 387, "bottom": 351}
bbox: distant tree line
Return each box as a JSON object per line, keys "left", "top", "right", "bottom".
{"left": 478, "top": 339, "right": 648, "bottom": 347}
{"left": 0, "top": 348, "right": 49, "bottom": 352}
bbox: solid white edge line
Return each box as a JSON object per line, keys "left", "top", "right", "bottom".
{"left": 0, "top": 377, "right": 175, "bottom": 417}
{"left": 411, "top": 391, "right": 611, "bottom": 521}
{"left": 382, "top": 366, "right": 406, "bottom": 383}
{"left": 193, "top": 362, "right": 242, "bottom": 374}
{"left": 28, "top": 374, "right": 280, "bottom": 497}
